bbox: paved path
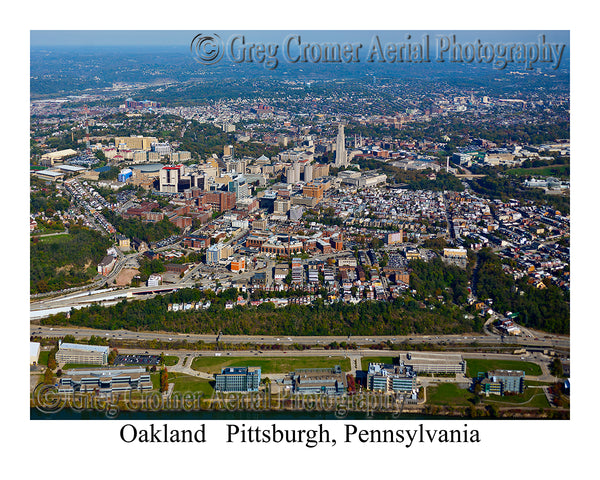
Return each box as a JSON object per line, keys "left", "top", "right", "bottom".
{"left": 167, "top": 354, "right": 214, "bottom": 379}
{"left": 348, "top": 354, "right": 361, "bottom": 375}
{"left": 33, "top": 229, "right": 69, "bottom": 238}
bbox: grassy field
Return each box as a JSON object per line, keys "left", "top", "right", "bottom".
{"left": 37, "top": 233, "right": 71, "bottom": 243}
{"left": 506, "top": 165, "right": 570, "bottom": 178}
{"left": 466, "top": 359, "right": 542, "bottom": 377}
{"left": 191, "top": 355, "right": 350, "bottom": 374}
{"left": 427, "top": 383, "right": 473, "bottom": 406}
{"left": 62, "top": 363, "right": 99, "bottom": 370}
{"left": 427, "top": 382, "right": 550, "bottom": 409}
{"left": 483, "top": 388, "right": 550, "bottom": 409}
{"left": 151, "top": 372, "right": 214, "bottom": 396}
{"left": 37, "top": 351, "right": 49, "bottom": 366}
{"left": 163, "top": 355, "right": 179, "bottom": 367}
{"left": 525, "top": 380, "right": 551, "bottom": 387}
{"left": 361, "top": 356, "right": 396, "bottom": 370}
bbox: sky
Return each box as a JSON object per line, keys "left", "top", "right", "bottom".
{"left": 30, "top": 30, "right": 570, "bottom": 48}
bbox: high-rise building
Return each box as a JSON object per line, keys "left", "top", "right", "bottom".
{"left": 335, "top": 123, "right": 347, "bottom": 167}
{"left": 229, "top": 177, "right": 250, "bottom": 200}
{"left": 159, "top": 165, "right": 183, "bottom": 193}
{"left": 303, "top": 163, "right": 313, "bottom": 183}
{"left": 312, "top": 163, "right": 330, "bottom": 179}
{"left": 289, "top": 205, "right": 304, "bottom": 222}
{"left": 274, "top": 198, "right": 290, "bottom": 215}
{"left": 285, "top": 166, "right": 297, "bottom": 184}
{"left": 294, "top": 161, "right": 301, "bottom": 183}
{"left": 303, "top": 182, "right": 324, "bottom": 202}
{"left": 291, "top": 258, "right": 303, "bottom": 284}
{"left": 204, "top": 191, "right": 236, "bottom": 212}
{"left": 206, "top": 244, "right": 223, "bottom": 265}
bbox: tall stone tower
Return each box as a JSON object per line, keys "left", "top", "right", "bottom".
{"left": 335, "top": 123, "right": 347, "bottom": 167}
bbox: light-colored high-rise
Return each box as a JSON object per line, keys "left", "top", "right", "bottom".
{"left": 335, "top": 123, "right": 347, "bottom": 167}
{"left": 294, "top": 161, "right": 300, "bottom": 183}
{"left": 286, "top": 166, "right": 297, "bottom": 184}
{"left": 303, "top": 163, "right": 313, "bottom": 183}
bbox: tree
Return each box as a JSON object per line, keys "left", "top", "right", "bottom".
{"left": 94, "top": 150, "right": 107, "bottom": 165}
{"left": 108, "top": 349, "right": 118, "bottom": 365}
{"left": 370, "top": 237, "right": 384, "bottom": 250}
{"left": 47, "top": 346, "right": 58, "bottom": 371}
{"left": 159, "top": 368, "right": 169, "bottom": 393}
{"left": 43, "top": 368, "right": 54, "bottom": 385}
{"left": 486, "top": 404, "right": 499, "bottom": 418}
{"left": 379, "top": 252, "right": 389, "bottom": 268}
{"left": 550, "top": 358, "right": 563, "bottom": 378}
{"left": 99, "top": 166, "right": 120, "bottom": 180}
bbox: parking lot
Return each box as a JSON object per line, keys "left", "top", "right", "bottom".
{"left": 114, "top": 354, "right": 161, "bottom": 366}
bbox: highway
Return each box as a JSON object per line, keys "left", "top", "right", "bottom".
{"left": 30, "top": 325, "right": 570, "bottom": 350}
{"left": 29, "top": 232, "right": 569, "bottom": 353}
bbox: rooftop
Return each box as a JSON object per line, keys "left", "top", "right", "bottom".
{"left": 220, "top": 367, "right": 261, "bottom": 375}
{"left": 59, "top": 343, "right": 109, "bottom": 354}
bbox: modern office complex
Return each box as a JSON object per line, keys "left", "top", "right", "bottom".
{"left": 215, "top": 367, "right": 261, "bottom": 392}
{"left": 286, "top": 366, "right": 347, "bottom": 395}
{"left": 399, "top": 352, "right": 466, "bottom": 374}
{"left": 479, "top": 370, "right": 525, "bottom": 396}
{"left": 55, "top": 343, "right": 109, "bottom": 366}
{"left": 57, "top": 367, "right": 152, "bottom": 395}
{"left": 366, "top": 363, "right": 417, "bottom": 393}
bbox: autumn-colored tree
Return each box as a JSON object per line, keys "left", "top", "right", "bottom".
{"left": 43, "top": 368, "right": 54, "bottom": 385}
{"left": 108, "top": 349, "right": 118, "bottom": 365}
{"left": 47, "top": 346, "right": 58, "bottom": 370}
{"left": 159, "top": 368, "right": 169, "bottom": 393}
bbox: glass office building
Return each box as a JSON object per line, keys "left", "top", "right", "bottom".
{"left": 215, "top": 367, "right": 261, "bottom": 392}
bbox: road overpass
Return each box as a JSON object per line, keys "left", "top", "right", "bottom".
{"left": 30, "top": 283, "right": 197, "bottom": 318}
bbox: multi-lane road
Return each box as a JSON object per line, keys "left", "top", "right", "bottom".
{"left": 30, "top": 324, "right": 569, "bottom": 350}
